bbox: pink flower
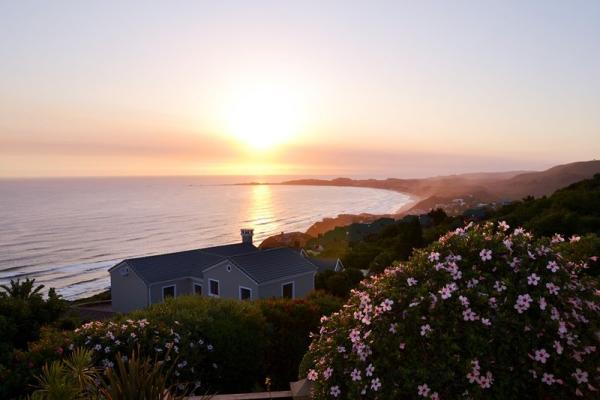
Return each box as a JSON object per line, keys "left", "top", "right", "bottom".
{"left": 480, "top": 249, "right": 492, "bottom": 261}
{"left": 514, "top": 294, "right": 533, "bottom": 313}
{"left": 418, "top": 383, "right": 431, "bottom": 397}
{"left": 498, "top": 221, "right": 510, "bottom": 231}
{"left": 351, "top": 368, "right": 361, "bottom": 381}
{"left": 539, "top": 297, "right": 547, "bottom": 310}
{"left": 380, "top": 298, "right": 394, "bottom": 312}
{"left": 323, "top": 367, "right": 333, "bottom": 379}
{"left": 527, "top": 273, "right": 540, "bottom": 286}
{"left": 542, "top": 373, "right": 555, "bottom": 385}
{"left": 407, "top": 277, "right": 418, "bottom": 286}
{"left": 546, "top": 282, "right": 560, "bottom": 295}
{"left": 330, "top": 385, "right": 341, "bottom": 397}
{"left": 307, "top": 369, "right": 318, "bottom": 381}
{"left": 569, "top": 235, "right": 581, "bottom": 242}
{"left": 494, "top": 280, "right": 507, "bottom": 292}
{"left": 551, "top": 234, "right": 565, "bottom": 244}
{"left": 428, "top": 252, "right": 440, "bottom": 262}
{"left": 553, "top": 340, "right": 563, "bottom": 355}
{"left": 463, "top": 308, "right": 478, "bottom": 321}
{"left": 572, "top": 368, "right": 588, "bottom": 384}
{"left": 547, "top": 261, "right": 559, "bottom": 273}
{"left": 366, "top": 363, "right": 375, "bottom": 377}
{"left": 371, "top": 378, "right": 382, "bottom": 391}
{"left": 534, "top": 348, "right": 550, "bottom": 364}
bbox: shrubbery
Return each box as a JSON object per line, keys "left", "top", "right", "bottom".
{"left": 127, "top": 296, "right": 267, "bottom": 393}
{"left": 303, "top": 222, "right": 599, "bottom": 399}
{"left": 259, "top": 291, "right": 343, "bottom": 389}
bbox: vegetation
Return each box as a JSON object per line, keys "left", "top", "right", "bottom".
{"left": 31, "top": 347, "right": 184, "bottom": 400}
{"left": 2, "top": 176, "right": 599, "bottom": 398}
{"left": 491, "top": 173, "right": 600, "bottom": 237}
{"left": 302, "top": 222, "right": 600, "bottom": 399}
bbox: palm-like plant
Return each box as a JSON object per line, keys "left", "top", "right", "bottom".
{"left": 0, "top": 278, "right": 44, "bottom": 299}
{"left": 100, "top": 349, "right": 184, "bottom": 400}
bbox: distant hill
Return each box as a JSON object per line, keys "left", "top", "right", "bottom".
{"left": 492, "top": 173, "right": 600, "bottom": 237}
{"left": 490, "top": 160, "right": 600, "bottom": 198}
{"left": 280, "top": 160, "right": 600, "bottom": 215}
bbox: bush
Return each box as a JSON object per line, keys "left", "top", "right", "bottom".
{"left": 259, "top": 292, "right": 343, "bottom": 390}
{"left": 70, "top": 317, "right": 213, "bottom": 394}
{"left": 302, "top": 222, "right": 600, "bottom": 399}
{"left": 127, "top": 296, "right": 267, "bottom": 393}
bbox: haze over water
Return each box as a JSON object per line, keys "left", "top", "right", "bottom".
{"left": 0, "top": 177, "right": 411, "bottom": 299}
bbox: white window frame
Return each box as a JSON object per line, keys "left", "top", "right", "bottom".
{"left": 193, "top": 283, "right": 203, "bottom": 296}
{"left": 239, "top": 286, "right": 253, "bottom": 301}
{"left": 162, "top": 284, "right": 176, "bottom": 301}
{"left": 208, "top": 279, "right": 220, "bottom": 297}
{"left": 281, "top": 281, "right": 295, "bottom": 299}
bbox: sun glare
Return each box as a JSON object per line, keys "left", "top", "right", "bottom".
{"left": 222, "top": 85, "right": 305, "bottom": 151}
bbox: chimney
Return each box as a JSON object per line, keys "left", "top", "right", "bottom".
{"left": 241, "top": 228, "right": 254, "bottom": 244}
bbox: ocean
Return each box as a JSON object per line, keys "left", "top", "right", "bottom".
{"left": 0, "top": 176, "right": 411, "bottom": 299}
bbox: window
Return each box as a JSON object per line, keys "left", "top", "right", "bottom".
{"left": 239, "top": 286, "right": 252, "bottom": 301}
{"left": 209, "top": 279, "right": 220, "bottom": 297}
{"left": 282, "top": 282, "right": 294, "bottom": 299}
{"left": 193, "top": 284, "right": 202, "bottom": 296}
{"left": 162, "top": 285, "right": 175, "bottom": 301}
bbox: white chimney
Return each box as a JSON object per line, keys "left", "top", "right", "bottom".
{"left": 241, "top": 228, "right": 254, "bottom": 244}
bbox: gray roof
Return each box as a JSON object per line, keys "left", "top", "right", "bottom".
{"left": 201, "top": 243, "right": 259, "bottom": 257}
{"left": 117, "top": 243, "right": 316, "bottom": 284}
{"left": 121, "top": 250, "right": 225, "bottom": 283}
{"left": 230, "top": 248, "right": 317, "bottom": 283}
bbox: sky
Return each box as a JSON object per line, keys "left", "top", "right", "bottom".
{"left": 1, "top": 0, "right": 599, "bottom": 178}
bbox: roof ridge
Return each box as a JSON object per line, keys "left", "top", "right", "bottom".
{"left": 124, "top": 248, "right": 206, "bottom": 262}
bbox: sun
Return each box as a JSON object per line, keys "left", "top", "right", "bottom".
{"left": 222, "top": 85, "right": 305, "bottom": 151}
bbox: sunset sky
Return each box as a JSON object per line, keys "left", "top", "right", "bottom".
{"left": 1, "top": 1, "right": 599, "bottom": 178}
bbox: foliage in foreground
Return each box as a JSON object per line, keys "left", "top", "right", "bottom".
{"left": 303, "top": 222, "right": 599, "bottom": 399}
{"left": 31, "top": 347, "right": 184, "bottom": 400}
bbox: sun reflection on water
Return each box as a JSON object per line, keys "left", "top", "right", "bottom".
{"left": 248, "top": 185, "right": 276, "bottom": 232}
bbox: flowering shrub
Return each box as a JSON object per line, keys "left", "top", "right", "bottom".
{"left": 303, "top": 222, "right": 599, "bottom": 399}
{"left": 71, "top": 318, "right": 215, "bottom": 394}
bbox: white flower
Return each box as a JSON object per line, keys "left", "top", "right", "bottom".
{"left": 498, "top": 221, "right": 510, "bottom": 231}
{"left": 407, "top": 277, "right": 418, "bottom": 286}
{"left": 420, "top": 324, "right": 432, "bottom": 336}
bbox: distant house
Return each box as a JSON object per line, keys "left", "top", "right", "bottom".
{"left": 109, "top": 229, "right": 318, "bottom": 313}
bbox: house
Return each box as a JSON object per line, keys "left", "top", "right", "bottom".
{"left": 295, "top": 249, "right": 344, "bottom": 273}
{"left": 109, "top": 229, "right": 318, "bottom": 313}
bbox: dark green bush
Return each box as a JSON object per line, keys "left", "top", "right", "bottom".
{"left": 128, "top": 296, "right": 267, "bottom": 393}
{"left": 259, "top": 292, "right": 343, "bottom": 389}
